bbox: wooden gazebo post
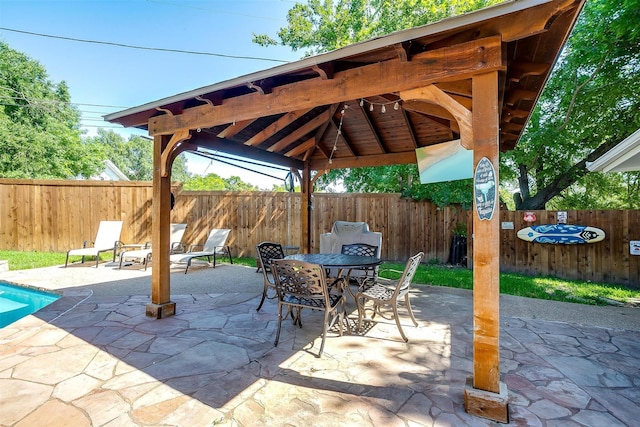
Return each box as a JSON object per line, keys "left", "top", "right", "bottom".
{"left": 463, "top": 70, "right": 509, "bottom": 422}
{"left": 146, "top": 134, "right": 175, "bottom": 319}
{"left": 146, "top": 130, "right": 193, "bottom": 319}
{"left": 401, "top": 71, "right": 508, "bottom": 422}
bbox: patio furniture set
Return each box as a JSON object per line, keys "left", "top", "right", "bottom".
{"left": 256, "top": 220, "right": 425, "bottom": 356}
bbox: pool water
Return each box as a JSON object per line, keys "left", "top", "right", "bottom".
{"left": 0, "top": 282, "right": 60, "bottom": 328}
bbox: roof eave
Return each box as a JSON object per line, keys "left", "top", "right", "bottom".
{"left": 104, "top": 0, "right": 552, "bottom": 124}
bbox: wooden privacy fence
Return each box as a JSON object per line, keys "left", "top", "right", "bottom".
{"left": 1, "top": 179, "right": 638, "bottom": 287}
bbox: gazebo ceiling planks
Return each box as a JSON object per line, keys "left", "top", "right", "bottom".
{"left": 106, "top": 0, "right": 585, "bottom": 174}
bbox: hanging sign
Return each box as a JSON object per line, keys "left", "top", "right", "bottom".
{"left": 474, "top": 157, "right": 497, "bottom": 221}
{"left": 523, "top": 212, "right": 536, "bottom": 222}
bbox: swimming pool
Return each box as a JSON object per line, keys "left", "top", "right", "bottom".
{"left": 0, "top": 282, "right": 60, "bottom": 328}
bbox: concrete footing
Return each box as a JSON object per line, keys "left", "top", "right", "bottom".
{"left": 464, "top": 377, "right": 509, "bottom": 423}
{"left": 146, "top": 301, "right": 176, "bottom": 318}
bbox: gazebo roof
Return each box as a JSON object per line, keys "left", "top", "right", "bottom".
{"left": 105, "top": 0, "right": 585, "bottom": 173}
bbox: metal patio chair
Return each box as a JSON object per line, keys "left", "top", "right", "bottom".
{"left": 255, "top": 241, "right": 285, "bottom": 312}
{"left": 356, "top": 251, "right": 424, "bottom": 342}
{"left": 271, "top": 259, "right": 350, "bottom": 357}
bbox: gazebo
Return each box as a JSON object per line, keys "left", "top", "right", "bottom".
{"left": 106, "top": 0, "right": 585, "bottom": 421}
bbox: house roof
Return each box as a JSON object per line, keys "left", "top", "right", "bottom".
{"left": 587, "top": 129, "right": 640, "bottom": 173}
{"left": 105, "top": 0, "right": 585, "bottom": 172}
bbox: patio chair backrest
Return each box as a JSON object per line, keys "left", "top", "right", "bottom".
{"left": 271, "top": 259, "right": 330, "bottom": 304}
{"left": 341, "top": 242, "right": 380, "bottom": 279}
{"left": 203, "top": 228, "right": 231, "bottom": 252}
{"left": 256, "top": 241, "right": 285, "bottom": 274}
{"left": 93, "top": 221, "right": 123, "bottom": 249}
{"left": 170, "top": 223, "right": 187, "bottom": 243}
{"left": 393, "top": 252, "right": 425, "bottom": 297}
{"left": 341, "top": 243, "right": 378, "bottom": 257}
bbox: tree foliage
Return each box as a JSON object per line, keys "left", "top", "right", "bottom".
{"left": 0, "top": 42, "right": 102, "bottom": 178}
{"left": 84, "top": 129, "right": 190, "bottom": 181}
{"left": 254, "top": 0, "right": 503, "bottom": 55}
{"left": 182, "top": 173, "right": 259, "bottom": 191}
{"left": 502, "top": 0, "right": 640, "bottom": 209}
{"left": 258, "top": 0, "right": 640, "bottom": 209}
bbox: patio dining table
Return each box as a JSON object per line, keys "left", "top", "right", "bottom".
{"left": 284, "top": 253, "right": 381, "bottom": 298}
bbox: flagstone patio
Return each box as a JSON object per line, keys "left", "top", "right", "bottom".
{"left": 1, "top": 264, "right": 638, "bottom": 426}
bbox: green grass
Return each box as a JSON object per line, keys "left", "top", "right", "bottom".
{"left": 2, "top": 251, "right": 639, "bottom": 306}
{"left": 0, "top": 250, "right": 115, "bottom": 270}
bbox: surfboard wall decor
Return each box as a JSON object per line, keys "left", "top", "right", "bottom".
{"left": 517, "top": 224, "right": 606, "bottom": 244}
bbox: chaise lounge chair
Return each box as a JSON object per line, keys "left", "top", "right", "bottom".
{"left": 65, "top": 220, "right": 123, "bottom": 268}
{"left": 170, "top": 228, "right": 233, "bottom": 273}
{"left": 118, "top": 223, "right": 187, "bottom": 270}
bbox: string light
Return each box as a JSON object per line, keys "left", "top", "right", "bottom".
{"left": 329, "top": 104, "right": 348, "bottom": 164}
{"left": 359, "top": 98, "right": 401, "bottom": 113}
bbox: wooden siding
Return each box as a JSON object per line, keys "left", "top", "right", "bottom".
{"left": 0, "top": 179, "right": 637, "bottom": 287}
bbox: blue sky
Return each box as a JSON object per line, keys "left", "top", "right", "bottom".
{"left": 0, "top": 0, "right": 304, "bottom": 188}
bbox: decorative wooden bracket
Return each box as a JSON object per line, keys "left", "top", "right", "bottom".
{"left": 160, "top": 129, "right": 192, "bottom": 177}
{"left": 247, "top": 82, "right": 265, "bottom": 95}
{"left": 311, "top": 64, "right": 334, "bottom": 80}
{"left": 195, "top": 95, "right": 214, "bottom": 106}
{"left": 400, "top": 85, "right": 473, "bottom": 149}
{"left": 155, "top": 107, "right": 173, "bottom": 116}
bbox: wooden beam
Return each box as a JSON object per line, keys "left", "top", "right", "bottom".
{"left": 309, "top": 151, "right": 416, "bottom": 170}
{"left": 190, "top": 133, "right": 304, "bottom": 170}
{"left": 244, "top": 108, "right": 312, "bottom": 147}
{"left": 400, "top": 85, "right": 473, "bottom": 149}
{"left": 149, "top": 36, "right": 504, "bottom": 135}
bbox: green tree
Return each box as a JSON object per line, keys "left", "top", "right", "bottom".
{"left": 0, "top": 42, "right": 102, "bottom": 178}
{"left": 254, "top": 0, "right": 503, "bottom": 55}
{"left": 258, "top": 0, "right": 640, "bottom": 210}
{"left": 85, "top": 129, "right": 190, "bottom": 181}
{"left": 502, "top": 0, "right": 640, "bottom": 209}
{"left": 182, "top": 173, "right": 259, "bottom": 191}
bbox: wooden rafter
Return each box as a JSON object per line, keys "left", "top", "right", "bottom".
{"left": 244, "top": 108, "right": 312, "bottom": 147}
{"left": 217, "top": 119, "right": 255, "bottom": 138}
{"left": 326, "top": 119, "right": 355, "bottom": 157}
{"left": 400, "top": 108, "right": 419, "bottom": 149}
{"left": 266, "top": 109, "right": 333, "bottom": 153}
{"left": 358, "top": 100, "right": 387, "bottom": 154}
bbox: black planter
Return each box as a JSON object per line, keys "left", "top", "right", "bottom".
{"left": 448, "top": 235, "right": 467, "bottom": 265}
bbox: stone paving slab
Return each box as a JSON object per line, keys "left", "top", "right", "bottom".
{"left": 1, "top": 264, "right": 639, "bottom": 426}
